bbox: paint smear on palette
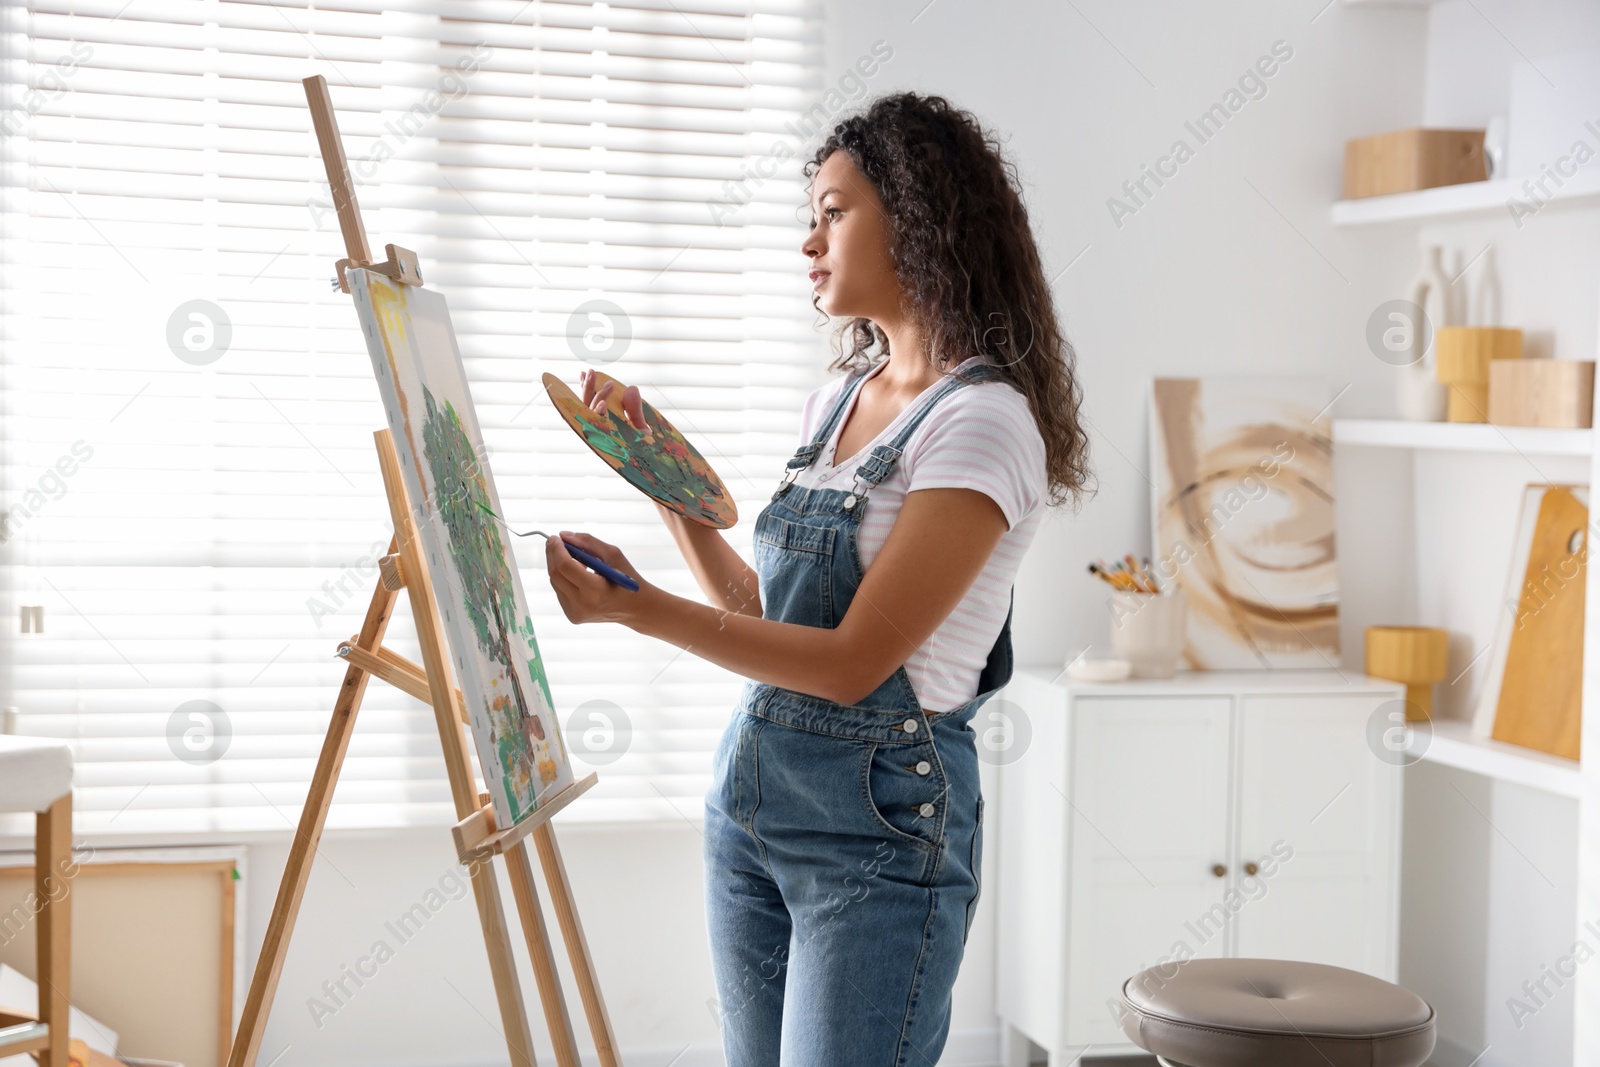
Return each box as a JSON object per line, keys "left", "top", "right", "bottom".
{"left": 543, "top": 370, "right": 737, "bottom": 528}
{"left": 353, "top": 271, "right": 574, "bottom": 827}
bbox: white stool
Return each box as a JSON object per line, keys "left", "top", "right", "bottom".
{"left": 0, "top": 735, "right": 74, "bottom": 1067}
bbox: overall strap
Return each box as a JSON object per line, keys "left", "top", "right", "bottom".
{"left": 781, "top": 366, "right": 874, "bottom": 475}
{"left": 849, "top": 361, "right": 1003, "bottom": 491}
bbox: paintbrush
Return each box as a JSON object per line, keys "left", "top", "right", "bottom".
{"left": 477, "top": 503, "right": 640, "bottom": 592}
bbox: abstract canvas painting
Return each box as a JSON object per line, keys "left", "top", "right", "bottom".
{"left": 1149, "top": 377, "right": 1339, "bottom": 669}
{"left": 351, "top": 269, "right": 573, "bottom": 826}
{"left": 543, "top": 370, "right": 737, "bottom": 528}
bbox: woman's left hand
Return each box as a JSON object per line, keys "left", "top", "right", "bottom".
{"left": 546, "top": 530, "right": 647, "bottom": 626}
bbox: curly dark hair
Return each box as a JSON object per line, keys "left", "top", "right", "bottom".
{"left": 803, "top": 91, "right": 1093, "bottom": 509}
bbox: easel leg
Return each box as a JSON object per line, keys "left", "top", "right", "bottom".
{"left": 375, "top": 430, "right": 538, "bottom": 1067}
{"left": 468, "top": 858, "right": 540, "bottom": 1067}
{"left": 534, "top": 823, "right": 622, "bottom": 1067}
{"left": 507, "top": 841, "right": 583, "bottom": 1067}
{"left": 229, "top": 545, "right": 398, "bottom": 1067}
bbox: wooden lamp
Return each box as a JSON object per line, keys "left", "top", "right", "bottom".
{"left": 1365, "top": 626, "right": 1450, "bottom": 722}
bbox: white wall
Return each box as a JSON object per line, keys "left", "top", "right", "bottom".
{"left": 244, "top": 822, "right": 722, "bottom": 1067}
{"left": 818, "top": 0, "right": 1432, "bottom": 668}
{"left": 221, "top": 3, "right": 1600, "bottom": 1065}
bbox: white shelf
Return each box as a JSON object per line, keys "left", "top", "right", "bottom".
{"left": 1411, "top": 719, "right": 1582, "bottom": 798}
{"left": 1333, "top": 418, "right": 1593, "bottom": 456}
{"left": 1016, "top": 665, "right": 1400, "bottom": 696}
{"left": 1331, "top": 171, "right": 1600, "bottom": 227}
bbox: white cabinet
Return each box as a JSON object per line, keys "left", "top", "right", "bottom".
{"left": 1064, "top": 696, "right": 1232, "bottom": 1047}
{"left": 994, "top": 668, "right": 1405, "bottom": 1064}
{"left": 1233, "top": 696, "right": 1400, "bottom": 974}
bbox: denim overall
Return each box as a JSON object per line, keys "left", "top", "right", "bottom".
{"left": 704, "top": 361, "right": 1016, "bottom": 1067}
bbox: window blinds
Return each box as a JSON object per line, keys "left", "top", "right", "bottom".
{"left": 0, "top": 0, "right": 827, "bottom": 832}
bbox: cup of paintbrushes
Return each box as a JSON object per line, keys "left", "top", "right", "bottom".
{"left": 1089, "top": 556, "right": 1186, "bottom": 679}
{"left": 1107, "top": 587, "right": 1187, "bottom": 679}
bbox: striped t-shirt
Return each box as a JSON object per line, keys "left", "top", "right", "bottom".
{"left": 790, "top": 355, "right": 1048, "bottom": 712}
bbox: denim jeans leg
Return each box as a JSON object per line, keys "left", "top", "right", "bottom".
{"left": 746, "top": 719, "right": 979, "bottom": 1067}
{"left": 779, "top": 877, "right": 964, "bottom": 1065}
{"left": 705, "top": 714, "right": 789, "bottom": 1067}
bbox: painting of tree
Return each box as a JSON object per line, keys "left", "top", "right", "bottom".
{"left": 421, "top": 386, "right": 563, "bottom": 814}
{"left": 353, "top": 271, "right": 573, "bottom": 827}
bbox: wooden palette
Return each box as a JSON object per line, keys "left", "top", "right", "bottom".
{"left": 543, "top": 370, "right": 737, "bottom": 528}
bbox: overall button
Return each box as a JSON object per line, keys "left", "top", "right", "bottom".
{"left": 843, "top": 494, "right": 857, "bottom": 510}
{"left": 902, "top": 717, "right": 920, "bottom": 734}
{"left": 918, "top": 802, "right": 936, "bottom": 818}
{"left": 915, "top": 760, "right": 932, "bottom": 776}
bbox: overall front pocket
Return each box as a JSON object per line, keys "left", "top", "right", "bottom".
{"left": 753, "top": 511, "right": 836, "bottom": 625}
{"left": 860, "top": 739, "right": 948, "bottom": 859}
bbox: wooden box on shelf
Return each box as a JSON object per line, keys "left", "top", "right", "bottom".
{"left": 1342, "top": 128, "right": 1486, "bottom": 200}
{"left": 1488, "top": 360, "right": 1595, "bottom": 429}
{"left": 1437, "top": 327, "right": 1523, "bottom": 423}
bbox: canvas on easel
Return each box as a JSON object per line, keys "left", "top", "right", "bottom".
{"left": 351, "top": 270, "right": 573, "bottom": 825}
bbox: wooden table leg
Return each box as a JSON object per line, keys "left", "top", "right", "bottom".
{"left": 36, "top": 792, "right": 71, "bottom": 1067}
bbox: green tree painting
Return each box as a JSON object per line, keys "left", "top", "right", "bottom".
{"left": 421, "top": 387, "right": 557, "bottom": 813}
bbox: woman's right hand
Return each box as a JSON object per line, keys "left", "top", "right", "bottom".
{"left": 579, "top": 368, "right": 648, "bottom": 431}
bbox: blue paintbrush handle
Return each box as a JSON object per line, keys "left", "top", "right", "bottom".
{"left": 561, "top": 539, "right": 640, "bottom": 592}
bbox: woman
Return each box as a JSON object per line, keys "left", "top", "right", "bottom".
{"left": 546, "top": 92, "right": 1091, "bottom": 1066}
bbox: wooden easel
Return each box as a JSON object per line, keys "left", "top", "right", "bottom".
{"left": 226, "top": 76, "right": 621, "bottom": 1067}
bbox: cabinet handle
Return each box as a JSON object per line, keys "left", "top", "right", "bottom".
{"left": 1211, "top": 863, "right": 1226, "bottom": 878}
{"left": 1244, "top": 862, "right": 1259, "bottom": 877}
